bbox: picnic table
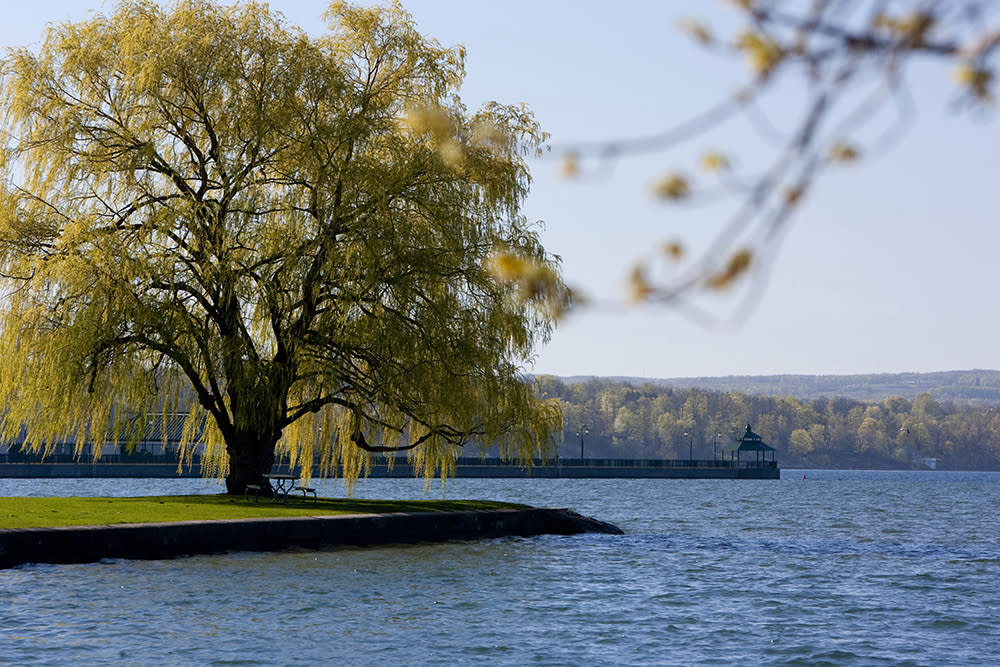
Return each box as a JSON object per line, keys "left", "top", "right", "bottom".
{"left": 252, "top": 473, "right": 317, "bottom": 503}
{"left": 263, "top": 473, "right": 299, "bottom": 502}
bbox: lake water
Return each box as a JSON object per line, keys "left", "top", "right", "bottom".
{"left": 2, "top": 470, "right": 999, "bottom": 666}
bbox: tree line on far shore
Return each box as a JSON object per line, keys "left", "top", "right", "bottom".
{"left": 535, "top": 376, "right": 1000, "bottom": 470}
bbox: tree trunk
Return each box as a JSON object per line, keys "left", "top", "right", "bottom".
{"left": 225, "top": 434, "right": 278, "bottom": 495}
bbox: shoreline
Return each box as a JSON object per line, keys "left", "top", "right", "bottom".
{"left": 0, "top": 507, "right": 623, "bottom": 569}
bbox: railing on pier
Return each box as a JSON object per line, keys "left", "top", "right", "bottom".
{"left": 0, "top": 452, "right": 778, "bottom": 471}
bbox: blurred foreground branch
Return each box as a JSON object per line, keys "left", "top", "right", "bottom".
{"left": 546, "top": 0, "right": 998, "bottom": 321}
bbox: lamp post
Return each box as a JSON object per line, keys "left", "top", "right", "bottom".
{"left": 684, "top": 431, "right": 692, "bottom": 461}
{"left": 714, "top": 431, "right": 722, "bottom": 460}
{"left": 577, "top": 426, "right": 589, "bottom": 460}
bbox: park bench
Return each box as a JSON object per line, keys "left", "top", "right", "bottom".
{"left": 294, "top": 485, "right": 317, "bottom": 502}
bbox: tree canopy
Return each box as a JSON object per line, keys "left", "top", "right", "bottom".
{"left": 0, "top": 0, "right": 565, "bottom": 493}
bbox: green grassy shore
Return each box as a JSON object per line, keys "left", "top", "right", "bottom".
{"left": 0, "top": 495, "right": 525, "bottom": 530}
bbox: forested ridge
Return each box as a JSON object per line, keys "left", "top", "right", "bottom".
{"left": 561, "top": 370, "right": 1000, "bottom": 404}
{"left": 536, "top": 372, "right": 1000, "bottom": 470}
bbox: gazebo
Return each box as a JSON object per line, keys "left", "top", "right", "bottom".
{"left": 725, "top": 424, "right": 777, "bottom": 467}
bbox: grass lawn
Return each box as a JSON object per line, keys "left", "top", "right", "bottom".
{"left": 0, "top": 495, "right": 527, "bottom": 530}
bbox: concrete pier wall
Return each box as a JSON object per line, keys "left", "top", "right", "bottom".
{"left": 0, "top": 459, "right": 780, "bottom": 479}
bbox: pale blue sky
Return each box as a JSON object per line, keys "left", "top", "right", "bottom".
{"left": 3, "top": 1, "right": 998, "bottom": 379}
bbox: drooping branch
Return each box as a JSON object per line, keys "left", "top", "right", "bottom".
{"left": 350, "top": 423, "right": 484, "bottom": 454}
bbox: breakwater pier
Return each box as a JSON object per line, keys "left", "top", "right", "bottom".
{"left": 0, "top": 457, "right": 779, "bottom": 479}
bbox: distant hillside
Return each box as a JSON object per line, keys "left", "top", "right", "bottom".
{"left": 532, "top": 374, "right": 1000, "bottom": 470}
{"left": 554, "top": 370, "right": 1000, "bottom": 404}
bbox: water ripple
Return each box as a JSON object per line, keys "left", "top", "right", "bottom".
{"left": 3, "top": 472, "right": 1000, "bottom": 665}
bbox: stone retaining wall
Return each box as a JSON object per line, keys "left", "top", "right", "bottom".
{"left": 0, "top": 508, "right": 622, "bottom": 569}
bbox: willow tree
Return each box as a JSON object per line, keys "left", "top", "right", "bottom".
{"left": 0, "top": 0, "right": 565, "bottom": 494}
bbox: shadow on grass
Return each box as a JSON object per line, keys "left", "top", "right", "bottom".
{"left": 156, "top": 494, "right": 527, "bottom": 514}
{"left": 0, "top": 495, "right": 530, "bottom": 530}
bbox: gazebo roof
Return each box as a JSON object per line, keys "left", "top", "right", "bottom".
{"left": 729, "top": 424, "right": 775, "bottom": 452}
